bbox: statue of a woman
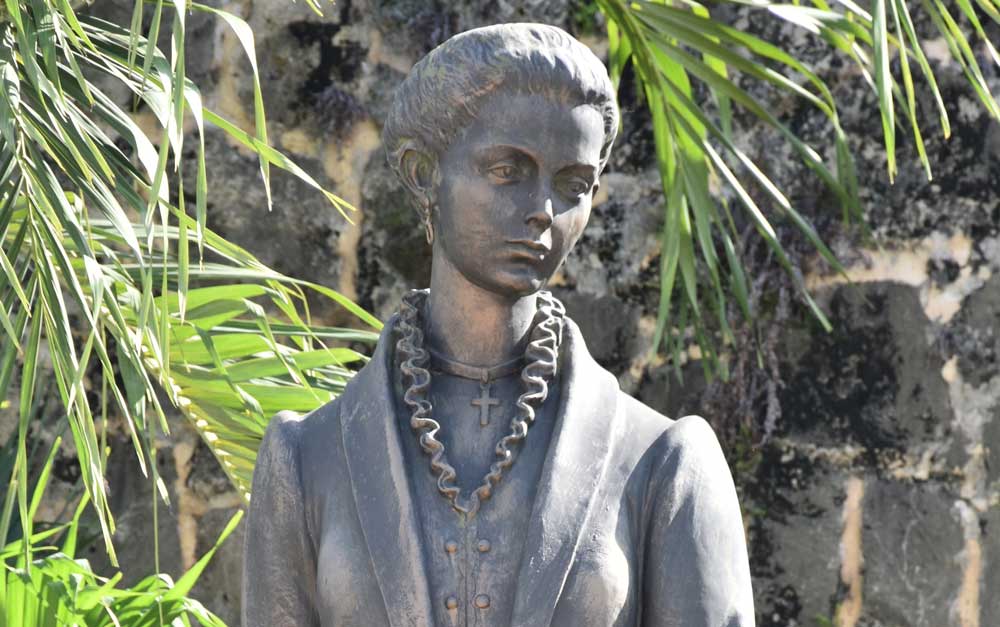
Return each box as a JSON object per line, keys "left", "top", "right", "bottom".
{"left": 242, "top": 23, "right": 754, "bottom": 627}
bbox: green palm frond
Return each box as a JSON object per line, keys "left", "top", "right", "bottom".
{"left": 102, "top": 211, "right": 380, "bottom": 500}
{"left": 597, "top": 0, "right": 999, "bottom": 378}
{"left": 0, "top": 0, "right": 369, "bottom": 569}
{"left": 1, "top": 440, "right": 240, "bottom": 626}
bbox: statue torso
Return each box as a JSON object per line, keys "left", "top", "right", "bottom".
{"left": 395, "top": 370, "right": 560, "bottom": 626}
{"left": 242, "top": 318, "right": 755, "bottom": 627}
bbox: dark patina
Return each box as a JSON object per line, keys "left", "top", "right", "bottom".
{"left": 243, "top": 23, "right": 754, "bottom": 627}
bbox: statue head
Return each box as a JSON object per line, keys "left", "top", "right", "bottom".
{"left": 384, "top": 23, "right": 619, "bottom": 297}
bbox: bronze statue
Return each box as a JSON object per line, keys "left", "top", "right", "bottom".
{"left": 242, "top": 23, "right": 754, "bottom": 627}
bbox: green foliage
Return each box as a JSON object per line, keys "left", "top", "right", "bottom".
{"left": 571, "top": 0, "right": 604, "bottom": 35}
{"left": 815, "top": 614, "right": 836, "bottom": 627}
{"left": 1, "top": 438, "right": 239, "bottom": 627}
{"left": 0, "top": 0, "right": 377, "bottom": 570}
{"left": 597, "top": 0, "right": 1000, "bottom": 378}
{"left": 0, "top": 1, "right": 997, "bottom": 619}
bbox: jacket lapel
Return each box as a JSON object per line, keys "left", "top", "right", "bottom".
{"left": 511, "top": 319, "right": 621, "bottom": 627}
{"left": 339, "top": 318, "right": 435, "bottom": 627}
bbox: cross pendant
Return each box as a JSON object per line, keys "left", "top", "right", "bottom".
{"left": 470, "top": 382, "right": 501, "bottom": 427}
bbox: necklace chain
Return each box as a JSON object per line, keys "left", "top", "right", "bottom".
{"left": 395, "top": 289, "right": 565, "bottom": 517}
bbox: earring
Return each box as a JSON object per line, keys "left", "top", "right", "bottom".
{"left": 422, "top": 205, "right": 434, "bottom": 245}
{"left": 423, "top": 216, "right": 434, "bottom": 245}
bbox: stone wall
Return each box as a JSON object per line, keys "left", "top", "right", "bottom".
{"left": 9, "top": 1, "right": 998, "bottom": 625}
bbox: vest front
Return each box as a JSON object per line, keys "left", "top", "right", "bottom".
{"left": 396, "top": 369, "right": 560, "bottom": 627}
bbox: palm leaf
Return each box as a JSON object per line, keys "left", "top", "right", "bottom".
{"left": 0, "top": 455, "right": 240, "bottom": 627}
{"left": 597, "top": 0, "right": 1000, "bottom": 377}
{"left": 0, "top": 0, "right": 368, "bottom": 571}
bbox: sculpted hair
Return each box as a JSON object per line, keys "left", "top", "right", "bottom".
{"left": 383, "top": 23, "right": 620, "bottom": 181}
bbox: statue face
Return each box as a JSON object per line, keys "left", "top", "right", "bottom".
{"left": 431, "top": 92, "right": 606, "bottom": 297}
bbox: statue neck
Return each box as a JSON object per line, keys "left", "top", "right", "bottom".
{"left": 424, "top": 255, "right": 538, "bottom": 367}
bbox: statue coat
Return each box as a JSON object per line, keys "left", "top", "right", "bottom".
{"left": 242, "top": 316, "right": 755, "bottom": 627}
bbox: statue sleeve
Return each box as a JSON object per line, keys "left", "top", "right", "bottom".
{"left": 242, "top": 411, "right": 320, "bottom": 627}
{"left": 642, "top": 415, "right": 756, "bottom": 627}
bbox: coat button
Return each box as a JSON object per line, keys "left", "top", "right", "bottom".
{"left": 445, "top": 596, "right": 459, "bottom": 610}
{"left": 444, "top": 540, "right": 458, "bottom": 554}
{"left": 474, "top": 593, "right": 491, "bottom": 609}
{"left": 477, "top": 539, "right": 491, "bottom": 553}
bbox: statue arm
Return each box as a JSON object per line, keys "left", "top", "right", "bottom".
{"left": 242, "top": 411, "right": 320, "bottom": 627}
{"left": 642, "top": 415, "right": 756, "bottom": 627}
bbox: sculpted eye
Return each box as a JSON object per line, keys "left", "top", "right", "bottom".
{"left": 487, "top": 163, "right": 520, "bottom": 183}
{"left": 563, "top": 178, "right": 592, "bottom": 197}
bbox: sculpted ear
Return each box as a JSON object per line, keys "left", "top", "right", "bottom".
{"left": 399, "top": 148, "right": 437, "bottom": 211}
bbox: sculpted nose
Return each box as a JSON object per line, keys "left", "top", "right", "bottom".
{"left": 526, "top": 193, "right": 554, "bottom": 231}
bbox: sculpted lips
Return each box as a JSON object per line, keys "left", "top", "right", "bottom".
{"left": 506, "top": 238, "right": 552, "bottom": 261}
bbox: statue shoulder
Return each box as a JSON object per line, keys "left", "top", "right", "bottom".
{"left": 257, "top": 399, "right": 344, "bottom": 473}
{"left": 617, "top": 392, "right": 721, "bottom": 451}
{"left": 615, "top": 392, "right": 729, "bottom": 485}
{"left": 615, "top": 392, "right": 676, "bottom": 447}
{"left": 630, "top": 406, "right": 753, "bottom": 623}
{"left": 258, "top": 410, "right": 306, "bottom": 467}
{"left": 641, "top": 410, "right": 735, "bottom": 508}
